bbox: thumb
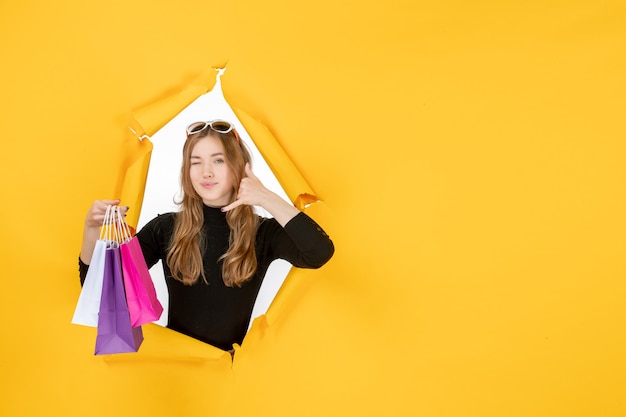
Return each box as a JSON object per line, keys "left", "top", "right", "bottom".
{"left": 244, "top": 162, "right": 256, "bottom": 179}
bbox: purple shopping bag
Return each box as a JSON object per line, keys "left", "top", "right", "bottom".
{"left": 95, "top": 244, "right": 143, "bottom": 355}
{"left": 120, "top": 236, "right": 163, "bottom": 327}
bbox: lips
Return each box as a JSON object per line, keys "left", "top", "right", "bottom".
{"left": 201, "top": 181, "right": 217, "bottom": 189}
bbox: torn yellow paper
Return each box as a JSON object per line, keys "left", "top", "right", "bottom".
{"left": 101, "top": 323, "right": 231, "bottom": 364}
{"left": 121, "top": 66, "right": 323, "bottom": 341}
{"left": 123, "top": 67, "right": 318, "bottom": 219}
{"left": 117, "top": 133, "right": 153, "bottom": 230}
{"left": 232, "top": 108, "right": 320, "bottom": 210}
{"left": 131, "top": 69, "right": 220, "bottom": 137}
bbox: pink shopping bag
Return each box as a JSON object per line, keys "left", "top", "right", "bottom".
{"left": 120, "top": 236, "right": 163, "bottom": 327}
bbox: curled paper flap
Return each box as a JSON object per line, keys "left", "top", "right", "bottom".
{"left": 232, "top": 108, "right": 320, "bottom": 209}
{"left": 101, "top": 324, "right": 232, "bottom": 364}
{"left": 131, "top": 68, "right": 221, "bottom": 138}
{"left": 117, "top": 133, "right": 153, "bottom": 230}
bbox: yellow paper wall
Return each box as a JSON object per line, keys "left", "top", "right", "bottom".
{"left": 1, "top": 1, "right": 625, "bottom": 416}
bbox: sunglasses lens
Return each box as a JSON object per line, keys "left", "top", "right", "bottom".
{"left": 210, "top": 121, "right": 232, "bottom": 133}
{"left": 187, "top": 122, "right": 208, "bottom": 134}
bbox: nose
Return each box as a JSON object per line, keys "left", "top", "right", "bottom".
{"left": 202, "top": 164, "right": 214, "bottom": 178}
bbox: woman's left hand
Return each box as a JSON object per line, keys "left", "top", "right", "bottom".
{"left": 221, "top": 163, "right": 271, "bottom": 212}
{"left": 221, "top": 163, "right": 300, "bottom": 226}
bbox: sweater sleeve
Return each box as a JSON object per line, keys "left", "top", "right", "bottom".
{"left": 78, "top": 257, "right": 89, "bottom": 286}
{"left": 135, "top": 213, "right": 175, "bottom": 269}
{"left": 258, "top": 212, "right": 335, "bottom": 269}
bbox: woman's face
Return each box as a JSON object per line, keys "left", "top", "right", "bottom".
{"left": 189, "top": 135, "right": 236, "bottom": 207}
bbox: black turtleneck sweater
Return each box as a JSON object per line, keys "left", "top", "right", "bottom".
{"left": 79, "top": 205, "right": 334, "bottom": 351}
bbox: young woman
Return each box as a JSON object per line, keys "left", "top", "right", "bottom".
{"left": 79, "top": 120, "right": 334, "bottom": 351}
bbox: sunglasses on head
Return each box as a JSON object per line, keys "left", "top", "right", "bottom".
{"left": 186, "top": 120, "right": 235, "bottom": 136}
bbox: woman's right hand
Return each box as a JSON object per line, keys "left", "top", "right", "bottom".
{"left": 85, "top": 199, "right": 129, "bottom": 228}
{"left": 80, "top": 199, "right": 129, "bottom": 264}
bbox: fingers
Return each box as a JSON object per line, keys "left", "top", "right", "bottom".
{"left": 221, "top": 164, "right": 267, "bottom": 212}
{"left": 220, "top": 199, "right": 244, "bottom": 212}
{"left": 86, "top": 199, "right": 129, "bottom": 227}
{"left": 101, "top": 199, "right": 121, "bottom": 206}
{"left": 221, "top": 179, "right": 260, "bottom": 212}
{"left": 98, "top": 200, "right": 129, "bottom": 214}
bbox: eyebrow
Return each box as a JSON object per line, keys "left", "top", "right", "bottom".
{"left": 190, "top": 152, "right": 224, "bottom": 159}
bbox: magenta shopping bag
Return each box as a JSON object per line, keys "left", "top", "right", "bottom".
{"left": 95, "top": 245, "right": 143, "bottom": 355}
{"left": 120, "top": 236, "right": 163, "bottom": 327}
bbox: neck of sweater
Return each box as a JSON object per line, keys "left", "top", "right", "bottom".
{"left": 202, "top": 204, "right": 229, "bottom": 228}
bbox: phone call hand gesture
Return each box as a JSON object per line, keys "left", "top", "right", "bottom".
{"left": 221, "top": 163, "right": 269, "bottom": 212}
{"left": 221, "top": 163, "right": 300, "bottom": 226}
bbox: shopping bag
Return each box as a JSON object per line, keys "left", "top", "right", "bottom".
{"left": 72, "top": 205, "right": 115, "bottom": 327}
{"left": 120, "top": 236, "right": 163, "bottom": 327}
{"left": 95, "top": 244, "right": 144, "bottom": 355}
{"left": 71, "top": 239, "right": 108, "bottom": 327}
{"left": 114, "top": 207, "right": 163, "bottom": 327}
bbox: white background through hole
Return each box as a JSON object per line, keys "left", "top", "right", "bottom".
{"left": 136, "top": 74, "right": 292, "bottom": 331}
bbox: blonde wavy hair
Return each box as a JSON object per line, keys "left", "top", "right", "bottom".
{"left": 166, "top": 128, "right": 259, "bottom": 287}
